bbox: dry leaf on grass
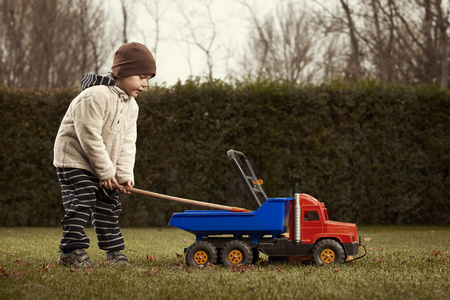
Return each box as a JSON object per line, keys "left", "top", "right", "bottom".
{"left": 42, "top": 264, "right": 55, "bottom": 271}
{"left": 146, "top": 254, "right": 158, "bottom": 261}
{"left": 0, "top": 267, "right": 8, "bottom": 278}
{"left": 143, "top": 268, "right": 162, "bottom": 275}
{"left": 13, "top": 260, "right": 32, "bottom": 266}
{"left": 85, "top": 268, "right": 94, "bottom": 275}
{"left": 274, "top": 267, "right": 284, "bottom": 272}
{"left": 10, "top": 270, "right": 24, "bottom": 278}
{"left": 169, "top": 263, "right": 184, "bottom": 270}
{"left": 173, "top": 251, "right": 184, "bottom": 259}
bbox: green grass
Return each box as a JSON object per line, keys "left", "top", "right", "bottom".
{"left": 0, "top": 226, "right": 448, "bottom": 299}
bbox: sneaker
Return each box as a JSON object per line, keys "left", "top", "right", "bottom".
{"left": 105, "top": 251, "right": 129, "bottom": 266}
{"left": 58, "top": 249, "right": 97, "bottom": 268}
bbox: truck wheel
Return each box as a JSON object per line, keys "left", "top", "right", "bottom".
{"left": 185, "top": 241, "right": 218, "bottom": 268}
{"left": 311, "top": 239, "right": 345, "bottom": 265}
{"left": 221, "top": 240, "right": 253, "bottom": 267}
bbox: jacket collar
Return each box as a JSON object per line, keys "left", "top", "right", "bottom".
{"left": 111, "top": 85, "right": 132, "bottom": 101}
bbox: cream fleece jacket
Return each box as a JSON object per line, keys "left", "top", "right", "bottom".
{"left": 53, "top": 85, "right": 138, "bottom": 185}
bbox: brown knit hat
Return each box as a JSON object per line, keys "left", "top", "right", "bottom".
{"left": 112, "top": 42, "right": 156, "bottom": 78}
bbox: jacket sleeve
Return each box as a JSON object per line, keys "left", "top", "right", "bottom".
{"left": 115, "top": 101, "right": 139, "bottom": 185}
{"left": 72, "top": 95, "right": 116, "bottom": 180}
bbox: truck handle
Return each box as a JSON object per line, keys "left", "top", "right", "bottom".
{"left": 227, "top": 149, "right": 268, "bottom": 208}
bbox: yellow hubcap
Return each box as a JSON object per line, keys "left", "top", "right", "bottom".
{"left": 228, "top": 250, "right": 243, "bottom": 264}
{"left": 193, "top": 251, "right": 208, "bottom": 265}
{"left": 320, "top": 249, "right": 335, "bottom": 263}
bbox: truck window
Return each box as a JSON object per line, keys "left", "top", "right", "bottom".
{"left": 304, "top": 210, "right": 320, "bottom": 221}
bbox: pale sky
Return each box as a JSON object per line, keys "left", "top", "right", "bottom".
{"left": 106, "top": 0, "right": 281, "bottom": 86}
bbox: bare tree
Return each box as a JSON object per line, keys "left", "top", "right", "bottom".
{"left": 140, "top": 0, "right": 174, "bottom": 57}
{"left": 175, "top": 0, "right": 235, "bottom": 81}
{"left": 240, "top": 1, "right": 318, "bottom": 83}
{"left": 339, "top": 0, "right": 364, "bottom": 79}
{"left": 0, "top": 0, "right": 109, "bottom": 89}
{"left": 316, "top": 0, "right": 449, "bottom": 88}
{"left": 0, "top": 0, "right": 30, "bottom": 88}
{"left": 119, "top": 0, "right": 134, "bottom": 44}
{"left": 435, "top": 0, "right": 449, "bottom": 88}
{"left": 319, "top": 33, "right": 348, "bottom": 82}
{"left": 239, "top": 1, "right": 274, "bottom": 79}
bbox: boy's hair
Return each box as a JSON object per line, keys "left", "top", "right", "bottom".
{"left": 112, "top": 42, "right": 156, "bottom": 78}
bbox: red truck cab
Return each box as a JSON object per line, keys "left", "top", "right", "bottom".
{"left": 287, "top": 194, "right": 358, "bottom": 264}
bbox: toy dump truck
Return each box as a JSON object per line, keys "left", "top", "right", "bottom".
{"left": 168, "top": 150, "right": 360, "bottom": 267}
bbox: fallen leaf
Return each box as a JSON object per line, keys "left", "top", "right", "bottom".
{"left": 143, "top": 268, "right": 161, "bottom": 275}
{"left": 183, "top": 239, "right": 194, "bottom": 243}
{"left": 333, "top": 268, "right": 340, "bottom": 274}
{"left": 85, "top": 268, "right": 94, "bottom": 275}
{"left": 43, "top": 264, "right": 55, "bottom": 271}
{"left": 246, "top": 264, "right": 256, "bottom": 271}
{"left": 364, "top": 237, "right": 373, "bottom": 242}
{"left": 169, "top": 263, "right": 184, "bottom": 270}
{"left": 10, "top": 269, "right": 23, "bottom": 278}
{"left": 11, "top": 260, "right": 32, "bottom": 266}
{"left": 0, "top": 267, "right": 8, "bottom": 278}
{"left": 432, "top": 251, "right": 443, "bottom": 257}
{"left": 173, "top": 252, "right": 184, "bottom": 259}
{"left": 231, "top": 264, "right": 244, "bottom": 272}
{"left": 146, "top": 255, "right": 158, "bottom": 261}
{"left": 274, "top": 267, "right": 284, "bottom": 272}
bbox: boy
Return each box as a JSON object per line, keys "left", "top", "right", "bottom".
{"left": 53, "top": 42, "right": 156, "bottom": 267}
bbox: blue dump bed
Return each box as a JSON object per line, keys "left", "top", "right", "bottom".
{"left": 168, "top": 198, "right": 292, "bottom": 241}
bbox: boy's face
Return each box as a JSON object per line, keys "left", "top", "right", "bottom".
{"left": 117, "top": 75, "right": 152, "bottom": 98}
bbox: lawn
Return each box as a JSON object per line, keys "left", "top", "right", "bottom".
{"left": 0, "top": 226, "right": 448, "bottom": 299}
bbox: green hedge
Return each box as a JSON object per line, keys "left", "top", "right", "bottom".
{"left": 1, "top": 79, "right": 449, "bottom": 226}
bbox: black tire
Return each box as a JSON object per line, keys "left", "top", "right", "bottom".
{"left": 185, "top": 241, "right": 218, "bottom": 268}
{"left": 311, "top": 239, "right": 345, "bottom": 265}
{"left": 221, "top": 240, "right": 253, "bottom": 267}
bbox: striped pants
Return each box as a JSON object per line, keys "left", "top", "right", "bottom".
{"left": 56, "top": 168, "right": 125, "bottom": 252}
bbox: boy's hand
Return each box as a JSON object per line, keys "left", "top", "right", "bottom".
{"left": 116, "top": 181, "right": 132, "bottom": 194}
{"left": 100, "top": 177, "right": 119, "bottom": 191}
